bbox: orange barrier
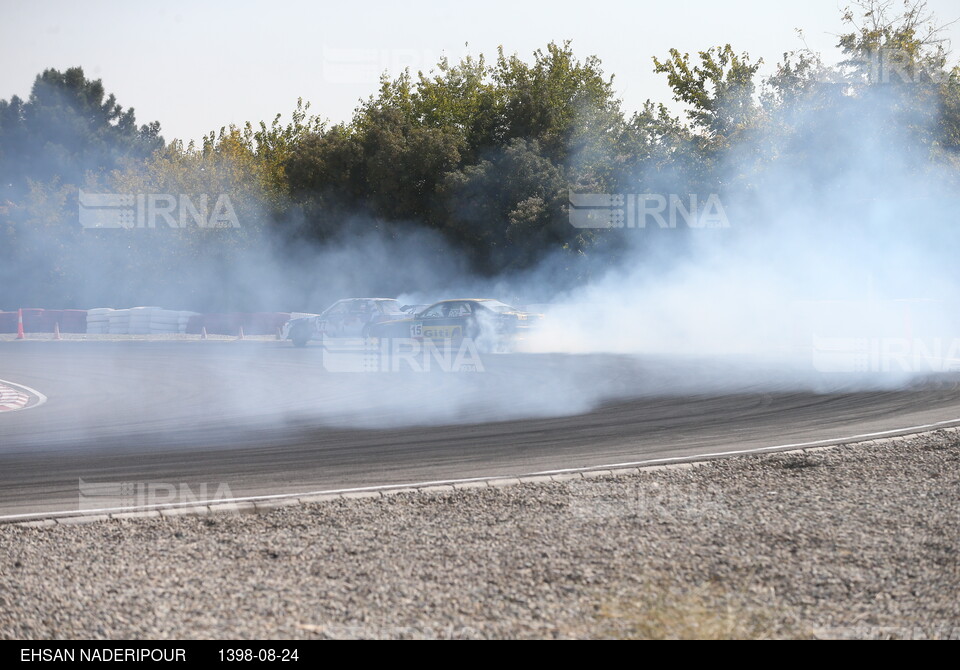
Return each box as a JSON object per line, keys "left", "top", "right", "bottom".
{"left": 0, "top": 309, "right": 87, "bottom": 334}
{"left": 60, "top": 310, "right": 88, "bottom": 333}
{"left": 187, "top": 312, "right": 292, "bottom": 335}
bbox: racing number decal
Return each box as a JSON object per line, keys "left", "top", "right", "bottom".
{"left": 410, "top": 322, "right": 423, "bottom": 338}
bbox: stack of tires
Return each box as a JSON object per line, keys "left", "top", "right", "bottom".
{"left": 88, "top": 307, "right": 202, "bottom": 335}
{"left": 143, "top": 309, "right": 185, "bottom": 335}
{"left": 86, "top": 308, "right": 114, "bottom": 334}
{"left": 127, "top": 307, "right": 162, "bottom": 334}
{"left": 108, "top": 309, "right": 132, "bottom": 335}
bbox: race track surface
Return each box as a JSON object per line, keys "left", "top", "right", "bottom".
{"left": 1, "top": 341, "right": 959, "bottom": 518}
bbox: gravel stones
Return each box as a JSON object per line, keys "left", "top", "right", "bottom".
{"left": 1, "top": 433, "right": 957, "bottom": 639}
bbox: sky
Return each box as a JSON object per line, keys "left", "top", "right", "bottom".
{"left": 2, "top": 0, "right": 959, "bottom": 143}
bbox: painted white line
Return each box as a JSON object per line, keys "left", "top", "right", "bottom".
{"left": 527, "top": 416, "right": 960, "bottom": 475}
{"left": 2, "top": 417, "right": 958, "bottom": 524}
{"left": 0, "top": 378, "right": 47, "bottom": 412}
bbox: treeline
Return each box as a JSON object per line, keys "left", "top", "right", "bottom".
{"left": 1, "top": 1, "right": 958, "bottom": 310}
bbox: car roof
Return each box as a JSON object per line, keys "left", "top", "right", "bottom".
{"left": 328, "top": 298, "right": 399, "bottom": 306}
{"left": 336, "top": 298, "right": 397, "bottom": 302}
{"left": 322, "top": 298, "right": 400, "bottom": 313}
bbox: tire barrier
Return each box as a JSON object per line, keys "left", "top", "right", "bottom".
{"left": 84, "top": 308, "right": 113, "bottom": 334}
{"left": 2, "top": 308, "right": 289, "bottom": 336}
{"left": 90, "top": 307, "right": 202, "bottom": 335}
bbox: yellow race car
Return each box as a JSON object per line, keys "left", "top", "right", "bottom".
{"left": 365, "top": 299, "right": 542, "bottom": 350}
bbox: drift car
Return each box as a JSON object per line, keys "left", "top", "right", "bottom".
{"left": 283, "top": 298, "right": 406, "bottom": 347}
{"left": 366, "top": 299, "right": 542, "bottom": 350}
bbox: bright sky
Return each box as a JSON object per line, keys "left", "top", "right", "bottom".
{"left": 2, "top": 0, "right": 958, "bottom": 143}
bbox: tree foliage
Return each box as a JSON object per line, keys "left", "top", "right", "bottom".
{"left": 0, "top": 67, "right": 162, "bottom": 200}
{"left": 2, "top": 4, "right": 959, "bottom": 308}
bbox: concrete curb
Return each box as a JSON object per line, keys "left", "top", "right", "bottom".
{"left": 5, "top": 425, "right": 957, "bottom": 529}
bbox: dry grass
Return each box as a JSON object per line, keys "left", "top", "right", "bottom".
{"left": 590, "top": 585, "right": 789, "bottom": 640}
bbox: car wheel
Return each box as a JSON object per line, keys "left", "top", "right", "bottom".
{"left": 290, "top": 323, "right": 310, "bottom": 348}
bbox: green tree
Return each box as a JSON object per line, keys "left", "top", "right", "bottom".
{"left": 494, "top": 41, "right": 624, "bottom": 173}
{"left": 410, "top": 54, "right": 502, "bottom": 163}
{"left": 440, "top": 138, "right": 570, "bottom": 273}
{"left": 0, "top": 67, "right": 162, "bottom": 199}
{"left": 837, "top": 0, "right": 960, "bottom": 158}
{"left": 614, "top": 100, "right": 701, "bottom": 194}
{"left": 250, "top": 98, "right": 326, "bottom": 205}
{"left": 653, "top": 45, "right": 762, "bottom": 154}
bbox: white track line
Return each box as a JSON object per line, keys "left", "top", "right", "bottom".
{"left": 527, "top": 416, "right": 960, "bottom": 475}
{"left": 2, "top": 416, "right": 959, "bottom": 523}
{"left": 0, "top": 378, "right": 47, "bottom": 413}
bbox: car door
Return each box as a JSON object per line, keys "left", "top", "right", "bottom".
{"left": 421, "top": 302, "right": 467, "bottom": 340}
{"left": 341, "top": 301, "right": 374, "bottom": 337}
{"left": 319, "top": 302, "right": 349, "bottom": 337}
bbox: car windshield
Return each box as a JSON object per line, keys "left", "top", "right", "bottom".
{"left": 321, "top": 303, "right": 348, "bottom": 317}
{"left": 376, "top": 300, "right": 405, "bottom": 315}
{"left": 420, "top": 304, "right": 447, "bottom": 318}
{"left": 323, "top": 299, "right": 404, "bottom": 317}
{"left": 477, "top": 300, "right": 516, "bottom": 313}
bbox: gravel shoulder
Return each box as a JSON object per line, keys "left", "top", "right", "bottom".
{"left": 1, "top": 432, "right": 958, "bottom": 639}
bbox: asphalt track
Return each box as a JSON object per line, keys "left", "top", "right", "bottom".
{"left": 1, "top": 341, "right": 959, "bottom": 518}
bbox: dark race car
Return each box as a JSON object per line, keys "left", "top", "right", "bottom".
{"left": 366, "top": 299, "right": 542, "bottom": 351}
{"left": 283, "top": 298, "right": 406, "bottom": 347}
